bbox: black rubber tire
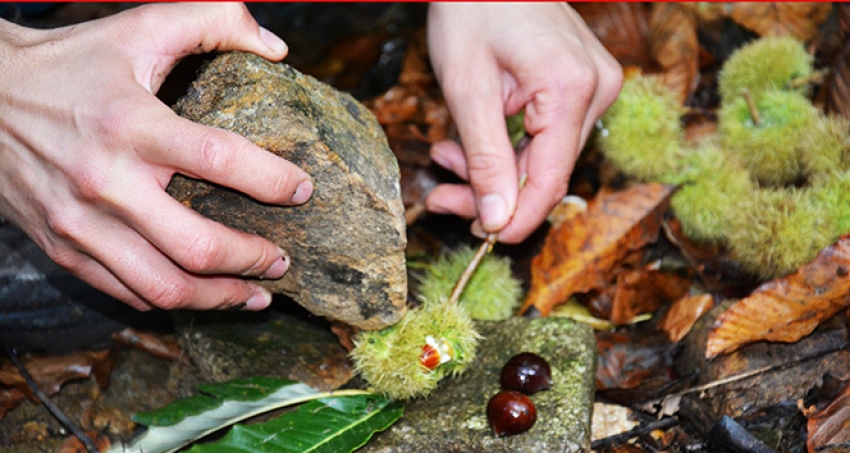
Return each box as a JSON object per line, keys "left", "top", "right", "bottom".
{"left": 0, "top": 221, "right": 163, "bottom": 353}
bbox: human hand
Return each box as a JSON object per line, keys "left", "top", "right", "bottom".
{"left": 0, "top": 3, "right": 313, "bottom": 311}
{"left": 426, "top": 3, "right": 622, "bottom": 243}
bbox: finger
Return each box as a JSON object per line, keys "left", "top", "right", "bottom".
{"left": 51, "top": 249, "right": 155, "bottom": 312}
{"left": 134, "top": 105, "right": 313, "bottom": 206}
{"left": 430, "top": 140, "right": 469, "bottom": 181}
{"left": 113, "top": 176, "right": 290, "bottom": 279}
{"left": 425, "top": 183, "right": 477, "bottom": 219}
{"left": 70, "top": 212, "right": 273, "bottom": 311}
{"left": 132, "top": 3, "right": 288, "bottom": 61}
{"left": 440, "top": 63, "right": 519, "bottom": 233}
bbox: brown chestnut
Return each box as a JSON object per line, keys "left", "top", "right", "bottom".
{"left": 487, "top": 390, "right": 537, "bottom": 437}
{"left": 500, "top": 352, "right": 552, "bottom": 395}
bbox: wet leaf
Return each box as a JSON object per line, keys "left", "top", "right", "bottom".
{"left": 609, "top": 265, "right": 691, "bottom": 326}
{"left": 659, "top": 293, "right": 714, "bottom": 343}
{"left": 648, "top": 3, "right": 700, "bottom": 105}
{"left": 0, "top": 350, "right": 110, "bottom": 398}
{"left": 521, "top": 183, "right": 676, "bottom": 316}
{"left": 114, "top": 377, "right": 398, "bottom": 453}
{"left": 574, "top": 3, "right": 653, "bottom": 69}
{"left": 55, "top": 431, "right": 111, "bottom": 453}
{"left": 112, "top": 327, "right": 184, "bottom": 362}
{"left": 803, "top": 379, "right": 850, "bottom": 452}
{"left": 728, "top": 3, "right": 832, "bottom": 42}
{"left": 706, "top": 234, "right": 850, "bottom": 359}
{"left": 596, "top": 331, "right": 676, "bottom": 392}
{"left": 824, "top": 5, "right": 850, "bottom": 120}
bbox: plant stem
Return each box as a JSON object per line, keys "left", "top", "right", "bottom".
{"left": 447, "top": 233, "right": 498, "bottom": 305}
{"left": 742, "top": 89, "right": 762, "bottom": 126}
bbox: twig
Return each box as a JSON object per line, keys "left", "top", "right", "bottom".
{"left": 590, "top": 416, "right": 679, "bottom": 450}
{"left": 742, "top": 89, "right": 762, "bottom": 126}
{"left": 447, "top": 232, "right": 498, "bottom": 305}
{"left": 5, "top": 348, "right": 99, "bottom": 453}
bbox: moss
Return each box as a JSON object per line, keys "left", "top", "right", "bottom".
{"left": 417, "top": 245, "right": 522, "bottom": 321}
{"left": 598, "top": 75, "right": 685, "bottom": 181}
{"left": 718, "top": 36, "right": 813, "bottom": 101}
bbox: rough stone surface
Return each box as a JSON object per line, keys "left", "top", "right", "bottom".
{"left": 174, "top": 307, "right": 353, "bottom": 392}
{"left": 168, "top": 52, "right": 407, "bottom": 330}
{"left": 360, "top": 317, "right": 597, "bottom": 453}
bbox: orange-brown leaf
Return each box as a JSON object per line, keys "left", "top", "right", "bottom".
{"left": 659, "top": 293, "right": 714, "bottom": 343}
{"left": 574, "top": 3, "right": 653, "bottom": 69}
{"left": 728, "top": 3, "right": 832, "bottom": 42}
{"left": 805, "top": 380, "right": 850, "bottom": 452}
{"left": 649, "top": 3, "right": 700, "bottom": 106}
{"left": 706, "top": 234, "right": 850, "bottom": 359}
{"left": 112, "top": 327, "right": 184, "bottom": 362}
{"left": 610, "top": 266, "right": 692, "bottom": 326}
{"left": 521, "top": 183, "right": 676, "bottom": 316}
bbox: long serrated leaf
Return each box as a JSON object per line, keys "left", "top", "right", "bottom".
{"left": 186, "top": 394, "right": 404, "bottom": 453}
{"left": 109, "top": 377, "right": 372, "bottom": 453}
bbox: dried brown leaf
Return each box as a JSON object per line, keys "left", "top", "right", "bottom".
{"left": 706, "top": 234, "right": 850, "bottom": 359}
{"left": 55, "top": 430, "right": 111, "bottom": 453}
{"left": 609, "top": 265, "right": 691, "bottom": 326}
{"left": 574, "top": 3, "right": 653, "bottom": 69}
{"left": 649, "top": 3, "right": 700, "bottom": 105}
{"left": 0, "top": 351, "right": 108, "bottom": 397}
{"left": 728, "top": 3, "right": 832, "bottom": 42}
{"left": 659, "top": 293, "right": 714, "bottom": 343}
{"left": 596, "top": 331, "right": 676, "bottom": 391}
{"left": 112, "top": 327, "right": 183, "bottom": 362}
{"left": 805, "top": 380, "right": 850, "bottom": 452}
{"left": 520, "top": 183, "right": 675, "bottom": 316}
{"left": 825, "top": 5, "right": 850, "bottom": 120}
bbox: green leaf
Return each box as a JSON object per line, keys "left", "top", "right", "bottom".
{"left": 110, "top": 377, "right": 390, "bottom": 453}
{"left": 186, "top": 394, "right": 404, "bottom": 453}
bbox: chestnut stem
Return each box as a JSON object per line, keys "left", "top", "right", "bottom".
{"left": 448, "top": 233, "right": 497, "bottom": 305}
{"left": 742, "top": 89, "right": 762, "bottom": 126}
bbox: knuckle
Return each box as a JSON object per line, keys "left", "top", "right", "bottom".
{"left": 145, "top": 278, "right": 192, "bottom": 310}
{"left": 197, "top": 133, "right": 238, "bottom": 178}
{"left": 178, "top": 233, "right": 224, "bottom": 273}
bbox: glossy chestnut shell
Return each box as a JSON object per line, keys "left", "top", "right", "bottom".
{"left": 500, "top": 352, "right": 553, "bottom": 395}
{"left": 487, "top": 390, "right": 537, "bottom": 437}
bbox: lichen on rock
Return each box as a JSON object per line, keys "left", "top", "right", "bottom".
{"left": 167, "top": 52, "right": 407, "bottom": 330}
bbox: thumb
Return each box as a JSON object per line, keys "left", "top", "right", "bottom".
{"left": 118, "top": 3, "right": 287, "bottom": 88}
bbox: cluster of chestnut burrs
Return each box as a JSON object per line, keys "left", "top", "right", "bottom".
{"left": 487, "top": 352, "right": 553, "bottom": 437}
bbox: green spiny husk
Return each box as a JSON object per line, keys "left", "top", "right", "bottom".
{"left": 350, "top": 297, "right": 480, "bottom": 400}
{"left": 417, "top": 245, "right": 522, "bottom": 321}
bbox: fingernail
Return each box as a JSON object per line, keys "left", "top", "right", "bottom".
{"left": 479, "top": 193, "right": 508, "bottom": 231}
{"left": 263, "top": 253, "right": 290, "bottom": 279}
{"left": 431, "top": 152, "right": 451, "bottom": 170}
{"left": 290, "top": 180, "right": 313, "bottom": 204}
{"left": 245, "top": 288, "right": 272, "bottom": 311}
{"left": 260, "top": 26, "right": 288, "bottom": 55}
{"left": 470, "top": 221, "right": 487, "bottom": 239}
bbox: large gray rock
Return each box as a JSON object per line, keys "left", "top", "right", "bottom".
{"left": 168, "top": 52, "right": 407, "bottom": 330}
{"left": 361, "top": 317, "right": 597, "bottom": 453}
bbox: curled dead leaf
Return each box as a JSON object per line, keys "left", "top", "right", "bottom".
{"left": 521, "top": 183, "right": 676, "bottom": 316}
{"left": 659, "top": 293, "right": 714, "bottom": 343}
{"left": 649, "top": 3, "right": 700, "bottom": 105}
{"left": 728, "top": 3, "right": 832, "bottom": 42}
{"left": 705, "top": 234, "right": 850, "bottom": 359}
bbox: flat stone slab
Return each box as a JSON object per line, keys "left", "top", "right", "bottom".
{"left": 361, "top": 317, "right": 597, "bottom": 453}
